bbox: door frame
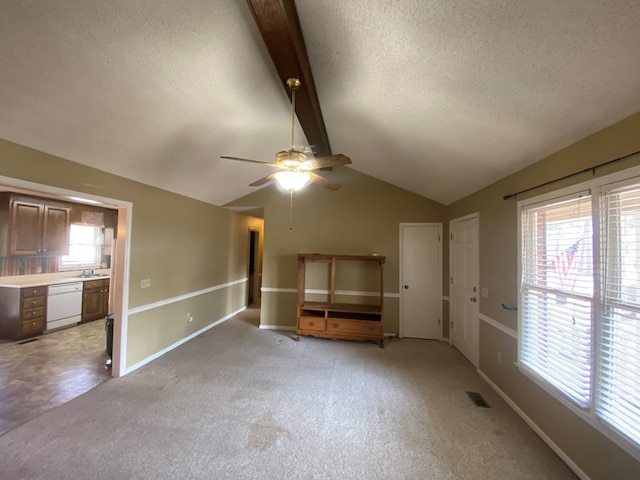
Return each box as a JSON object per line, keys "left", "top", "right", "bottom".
{"left": 448, "top": 212, "right": 480, "bottom": 366}
{"left": 399, "top": 222, "right": 443, "bottom": 339}
{"left": 0, "top": 174, "right": 132, "bottom": 378}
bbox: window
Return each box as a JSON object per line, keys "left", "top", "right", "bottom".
{"left": 519, "top": 170, "right": 640, "bottom": 457}
{"left": 60, "top": 224, "right": 102, "bottom": 269}
{"left": 597, "top": 182, "right": 640, "bottom": 445}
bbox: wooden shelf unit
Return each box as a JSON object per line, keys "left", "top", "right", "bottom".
{"left": 296, "top": 253, "right": 385, "bottom": 348}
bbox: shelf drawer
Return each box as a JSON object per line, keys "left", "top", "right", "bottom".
{"left": 84, "top": 279, "right": 108, "bottom": 289}
{"left": 21, "top": 317, "right": 45, "bottom": 335}
{"left": 298, "top": 316, "right": 326, "bottom": 332}
{"left": 22, "top": 296, "right": 45, "bottom": 310}
{"left": 327, "top": 319, "right": 382, "bottom": 336}
{"left": 21, "top": 286, "right": 47, "bottom": 298}
{"left": 22, "top": 306, "right": 45, "bottom": 320}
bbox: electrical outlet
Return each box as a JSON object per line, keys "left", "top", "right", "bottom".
{"left": 140, "top": 278, "right": 151, "bottom": 289}
{"left": 36, "top": 266, "right": 42, "bottom": 273}
{"left": 187, "top": 312, "right": 193, "bottom": 323}
{"left": 481, "top": 287, "right": 489, "bottom": 298}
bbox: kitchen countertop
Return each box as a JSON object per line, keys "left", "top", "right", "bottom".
{"left": 0, "top": 270, "right": 111, "bottom": 288}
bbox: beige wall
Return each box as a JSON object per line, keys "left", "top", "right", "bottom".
{"left": 227, "top": 166, "right": 446, "bottom": 333}
{"left": 0, "top": 138, "right": 263, "bottom": 370}
{"left": 446, "top": 111, "right": 640, "bottom": 479}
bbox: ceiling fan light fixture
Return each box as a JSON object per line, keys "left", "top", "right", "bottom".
{"left": 275, "top": 170, "right": 310, "bottom": 192}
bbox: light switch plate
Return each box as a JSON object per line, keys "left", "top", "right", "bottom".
{"left": 481, "top": 287, "right": 489, "bottom": 298}
{"left": 141, "top": 278, "right": 151, "bottom": 288}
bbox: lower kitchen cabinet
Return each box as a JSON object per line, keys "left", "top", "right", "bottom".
{"left": 81, "top": 278, "right": 110, "bottom": 323}
{"left": 0, "top": 286, "right": 47, "bottom": 340}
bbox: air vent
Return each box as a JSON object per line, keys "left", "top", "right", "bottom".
{"left": 466, "top": 391, "right": 490, "bottom": 408}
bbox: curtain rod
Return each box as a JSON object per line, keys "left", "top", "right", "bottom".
{"left": 503, "top": 149, "right": 640, "bottom": 201}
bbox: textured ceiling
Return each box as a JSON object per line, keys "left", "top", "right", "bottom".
{"left": 1, "top": 1, "right": 640, "bottom": 206}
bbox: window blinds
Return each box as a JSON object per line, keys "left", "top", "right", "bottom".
{"left": 520, "top": 194, "right": 594, "bottom": 407}
{"left": 597, "top": 183, "right": 640, "bottom": 445}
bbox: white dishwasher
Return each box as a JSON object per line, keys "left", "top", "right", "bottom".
{"left": 47, "top": 282, "right": 83, "bottom": 331}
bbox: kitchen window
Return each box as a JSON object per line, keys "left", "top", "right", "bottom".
{"left": 518, "top": 167, "right": 640, "bottom": 459}
{"left": 60, "top": 224, "right": 102, "bottom": 269}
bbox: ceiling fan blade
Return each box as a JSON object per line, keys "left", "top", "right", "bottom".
{"left": 249, "top": 173, "right": 277, "bottom": 187}
{"left": 309, "top": 172, "right": 341, "bottom": 190}
{"left": 221, "top": 156, "right": 280, "bottom": 168}
{"left": 303, "top": 154, "right": 352, "bottom": 171}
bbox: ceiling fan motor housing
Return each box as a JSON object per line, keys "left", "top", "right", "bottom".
{"left": 276, "top": 149, "right": 310, "bottom": 170}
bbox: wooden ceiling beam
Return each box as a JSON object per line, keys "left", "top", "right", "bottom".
{"left": 247, "top": 0, "right": 332, "bottom": 157}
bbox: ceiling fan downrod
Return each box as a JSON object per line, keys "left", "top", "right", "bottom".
{"left": 286, "top": 77, "right": 301, "bottom": 151}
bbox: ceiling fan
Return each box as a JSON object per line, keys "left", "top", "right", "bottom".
{"left": 221, "top": 78, "right": 351, "bottom": 192}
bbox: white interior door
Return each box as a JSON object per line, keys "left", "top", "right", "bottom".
{"left": 400, "top": 223, "right": 442, "bottom": 339}
{"left": 450, "top": 214, "right": 479, "bottom": 366}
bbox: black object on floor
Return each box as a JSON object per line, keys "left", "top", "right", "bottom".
{"left": 466, "top": 391, "right": 491, "bottom": 408}
{"left": 105, "top": 314, "right": 114, "bottom": 357}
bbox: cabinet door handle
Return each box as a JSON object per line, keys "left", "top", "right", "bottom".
{"left": 32, "top": 321, "right": 36, "bottom": 326}
{"left": 308, "top": 321, "right": 314, "bottom": 326}
{"left": 332, "top": 323, "right": 339, "bottom": 328}
{"left": 32, "top": 300, "right": 37, "bottom": 305}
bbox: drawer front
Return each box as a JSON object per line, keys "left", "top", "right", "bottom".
{"left": 298, "top": 316, "right": 326, "bottom": 332}
{"left": 327, "top": 319, "right": 382, "bottom": 336}
{"left": 21, "top": 317, "right": 45, "bottom": 335}
{"left": 21, "top": 286, "right": 47, "bottom": 298}
{"left": 22, "top": 296, "right": 45, "bottom": 310}
{"left": 22, "top": 306, "right": 45, "bottom": 321}
{"left": 84, "top": 279, "right": 107, "bottom": 289}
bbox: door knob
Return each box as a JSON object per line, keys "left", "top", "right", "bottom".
{"left": 470, "top": 296, "right": 477, "bottom": 303}
{"left": 404, "top": 285, "right": 409, "bottom": 289}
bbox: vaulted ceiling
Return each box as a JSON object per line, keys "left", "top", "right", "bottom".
{"left": 1, "top": 1, "right": 639, "bottom": 206}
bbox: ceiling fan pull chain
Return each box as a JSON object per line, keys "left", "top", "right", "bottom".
{"left": 289, "top": 191, "right": 294, "bottom": 230}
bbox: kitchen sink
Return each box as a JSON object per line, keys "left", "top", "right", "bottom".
{"left": 67, "top": 273, "right": 110, "bottom": 279}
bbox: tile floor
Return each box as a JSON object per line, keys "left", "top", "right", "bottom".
{"left": 0, "top": 320, "right": 111, "bottom": 435}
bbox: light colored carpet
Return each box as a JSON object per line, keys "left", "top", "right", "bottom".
{"left": 0, "top": 307, "right": 577, "bottom": 479}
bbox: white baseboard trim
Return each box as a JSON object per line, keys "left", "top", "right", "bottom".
{"left": 259, "top": 325, "right": 296, "bottom": 331}
{"left": 477, "top": 369, "right": 590, "bottom": 480}
{"left": 259, "top": 325, "right": 399, "bottom": 338}
{"left": 123, "top": 306, "right": 246, "bottom": 375}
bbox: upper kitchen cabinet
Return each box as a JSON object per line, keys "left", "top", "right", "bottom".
{"left": 0, "top": 193, "right": 70, "bottom": 256}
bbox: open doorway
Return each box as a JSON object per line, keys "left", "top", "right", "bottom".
{"left": 0, "top": 175, "right": 131, "bottom": 434}
{"left": 248, "top": 229, "right": 259, "bottom": 305}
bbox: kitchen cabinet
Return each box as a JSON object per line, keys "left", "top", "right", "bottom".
{"left": 0, "top": 193, "right": 70, "bottom": 256}
{"left": 0, "top": 286, "right": 47, "bottom": 339}
{"left": 81, "top": 278, "right": 110, "bottom": 323}
{"left": 296, "top": 254, "right": 385, "bottom": 348}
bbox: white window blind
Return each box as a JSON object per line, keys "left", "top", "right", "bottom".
{"left": 597, "top": 183, "right": 640, "bottom": 444}
{"left": 60, "top": 224, "right": 102, "bottom": 269}
{"left": 520, "top": 194, "right": 594, "bottom": 407}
